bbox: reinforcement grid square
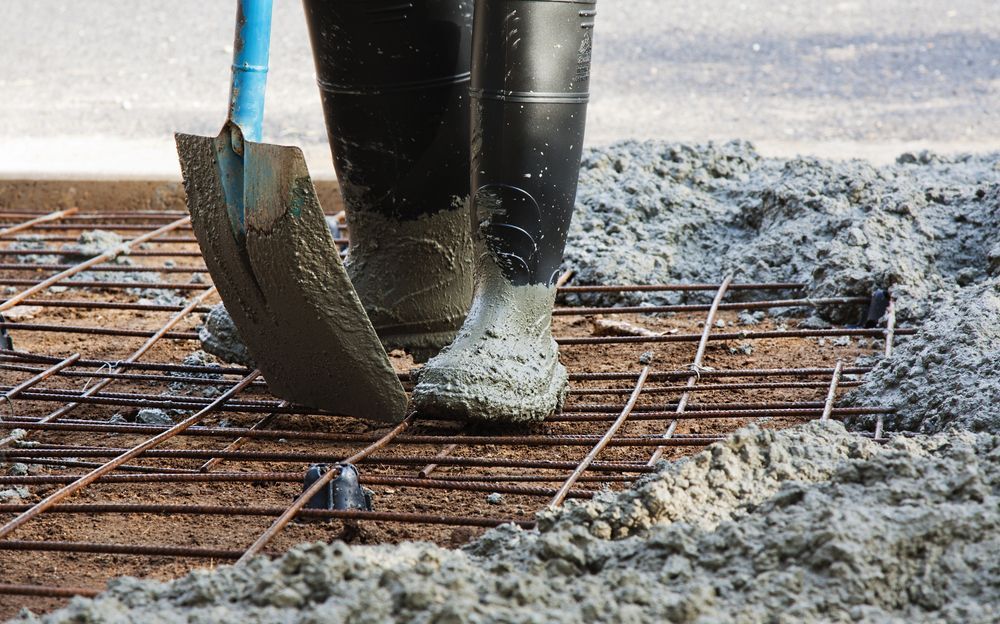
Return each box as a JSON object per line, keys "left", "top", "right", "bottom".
{"left": 0, "top": 206, "right": 904, "bottom": 616}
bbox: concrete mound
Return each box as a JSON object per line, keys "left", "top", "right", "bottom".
{"left": 566, "top": 141, "right": 1000, "bottom": 323}
{"left": 19, "top": 422, "right": 999, "bottom": 623}
{"left": 845, "top": 278, "right": 1000, "bottom": 434}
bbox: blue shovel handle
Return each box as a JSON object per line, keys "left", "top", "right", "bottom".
{"left": 228, "top": 0, "right": 273, "bottom": 143}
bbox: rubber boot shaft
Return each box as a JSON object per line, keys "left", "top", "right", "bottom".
{"left": 303, "top": 0, "right": 473, "bottom": 220}
{"left": 303, "top": 0, "right": 476, "bottom": 359}
{"left": 412, "top": 0, "right": 596, "bottom": 422}
{"left": 471, "top": 0, "right": 596, "bottom": 286}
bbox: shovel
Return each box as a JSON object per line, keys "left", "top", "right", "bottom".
{"left": 175, "top": 0, "right": 407, "bottom": 423}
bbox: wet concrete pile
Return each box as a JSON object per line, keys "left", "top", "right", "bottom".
{"left": 565, "top": 141, "right": 1000, "bottom": 323}
{"left": 845, "top": 278, "right": 1000, "bottom": 434}
{"left": 17, "top": 422, "right": 998, "bottom": 623}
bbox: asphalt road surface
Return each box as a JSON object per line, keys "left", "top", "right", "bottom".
{"left": 2, "top": 0, "right": 998, "bottom": 177}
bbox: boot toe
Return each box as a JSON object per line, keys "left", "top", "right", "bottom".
{"left": 411, "top": 343, "right": 567, "bottom": 423}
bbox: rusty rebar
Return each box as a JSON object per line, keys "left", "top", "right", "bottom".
{"left": 0, "top": 353, "right": 81, "bottom": 448}
{"left": 0, "top": 370, "right": 261, "bottom": 540}
{"left": 557, "top": 282, "right": 804, "bottom": 293}
{"left": 551, "top": 356, "right": 654, "bottom": 507}
{"left": 0, "top": 216, "right": 192, "bottom": 312}
{"left": 0, "top": 583, "right": 101, "bottom": 599}
{"left": 236, "top": 415, "right": 415, "bottom": 563}
{"left": 557, "top": 327, "right": 916, "bottom": 345}
{"left": 0, "top": 508, "right": 535, "bottom": 529}
{"left": 0, "top": 448, "right": 669, "bottom": 470}
{"left": 648, "top": 275, "right": 732, "bottom": 465}
{"left": 552, "top": 296, "right": 868, "bottom": 316}
{"left": 0, "top": 471, "right": 634, "bottom": 487}
{"left": 0, "top": 207, "right": 79, "bottom": 238}
{"left": 36, "top": 286, "right": 218, "bottom": 424}
{"left": 820, "top": 360, "right": 844, "bottom": 422}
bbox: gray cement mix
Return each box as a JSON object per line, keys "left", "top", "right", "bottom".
{"left": 60, "top": 229, "right": 129, "bottom": 263}
{"left": 199, "top": 303, "right": 255, "bottom": 368}
{"left": 17, "top": 422, "right": 999, "bottom": 624}
{"left": 411, "top": 258, "right": 567, "bottom": 423}
{"left": 565, "top": 141, "right": 1000, "bottom": 323}
{"left": 344, "top": 201, "right": 475, "bottom": 362}
{"left": 844, "top": 278, "right": 1000, "bottom": 435}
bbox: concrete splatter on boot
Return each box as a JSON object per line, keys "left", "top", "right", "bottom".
{"left": 411, "top": 260, "right": 567, "bottom": 422}
{"left": 345, "top": 202, "right": 474, "bottom": 363}
{"left": 412, "top": 0, "right": 596, "bottom": 421}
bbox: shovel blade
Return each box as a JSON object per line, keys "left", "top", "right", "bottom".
{"left": 176, "top": 129, "right": 407, "bottom": 423}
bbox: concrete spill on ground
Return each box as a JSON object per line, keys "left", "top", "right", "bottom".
{"left": 845, "top": 278, "right": 1000, "bottom": 434}
{"left": 18, "top": 422, "right": 999, "bottom": 623}
{"left": 199, "top": 303, "right": 255, "bottom": 367}
{"left": 566, "top": 141, "right": 1000, "bottom": 323}
{"left": 27, "top": 144, "right": 999, "bottom": 622}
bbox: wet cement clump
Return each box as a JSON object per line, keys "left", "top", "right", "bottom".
{"left": 60, "top": 229, "right": 128, "bottom": 263}
{"left": 199, "top": 303, "right": 255, "bottom": 368}
{"left": 844, "top": 278, "right": 1000, "bottom": 434}
{"left": 167, "top": 350, "right": 225, "bottom": 398}
{"left": 566, "top": 141, "right": 1000, "bottom": 322}
{"left": 21, "top": 422, "right": 999, "bottom": 623}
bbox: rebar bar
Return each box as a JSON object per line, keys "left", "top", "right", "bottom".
{"left": 0, "top": 370, "right": 261, "bottom": 540}
{"left": 0, "top": 207, "right": 79, "bottom": 238}
{"left": 0, "top": 216, "right": 192, "bottom": 312}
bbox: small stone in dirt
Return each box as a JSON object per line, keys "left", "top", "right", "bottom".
{"left": 0, "top": 487, "right": 30, "bottom": 501}
{"left": 61, "top": 229, "right": 125, "bottom": 261}
{"left": 136, "top": 408, "right": 174, "bottom": 426}
{"left": 486, "top": 493, "right": 503, "bottom": 505}
{"left": 168, "top": 350, "right": 224, "bottom": 398}
{"left": 8, "top": 463, "right": 29, "bottom": 476}
{"left": 799, "top": 314, "right": 833, "bottom": 329}
{"left": 109, "top": 413, "right": 129, "bottom": 425}
{"left": 728, "top": 343, "right": 753, "bottom": 356}
{"left": 833, "top": 336, "right": 851, "bottom": 346}
{"left": 2, "top": 305, "right": 42, "bottom": 321}
{"left": 738, "top": 310, "right": 764, "bottom": 325}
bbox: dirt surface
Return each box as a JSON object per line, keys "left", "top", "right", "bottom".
{"left": 0, "top": 192, "right": 878, "bottom": 618}
{"left": 17, "top": 422, "right": 998, "bottom": 623}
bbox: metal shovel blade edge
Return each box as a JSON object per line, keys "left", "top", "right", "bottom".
{"left": 176, "top": 129, "right": 407, "bottom": 423}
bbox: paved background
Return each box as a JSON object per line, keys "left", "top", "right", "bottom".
{"left": 1, "top": 0, "right": 998, "bottom": 178}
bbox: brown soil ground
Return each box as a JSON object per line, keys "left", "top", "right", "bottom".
{"left": 0, "top": 182, "right": 879, "bottom": 618}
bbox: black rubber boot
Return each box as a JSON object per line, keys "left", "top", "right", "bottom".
{"left": 412, "top": 0, "right": 596, "bottom": 422}
{"left": 303, "top": 0, "right": 476, "bottom": 362}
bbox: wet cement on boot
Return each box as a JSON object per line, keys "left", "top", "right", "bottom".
{"left": 844, "top": 277, "right": 1000, "bottom": 434}
{"left": 23, "top": 422, "right": 1000, "bottom": 623}
{"left": 411, "top": 260, "right": 566, "bottom": 423}
{"left": 345, "top": 199, "right": 474, "bottom": 362}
